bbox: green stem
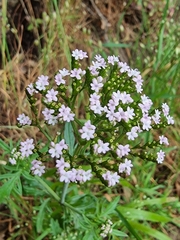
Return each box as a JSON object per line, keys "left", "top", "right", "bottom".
{"left": 37, "top": 124, "right": 52, "bottom": 141}
{"left": 35, "top": 177, "right": 83, "bottom": 215}
{"left": 35, "top": 176, "right": 60, "bottom": 202}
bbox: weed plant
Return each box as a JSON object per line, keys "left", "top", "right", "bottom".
{"left": 0, "top": 0, "right": 180, "bottom": 240}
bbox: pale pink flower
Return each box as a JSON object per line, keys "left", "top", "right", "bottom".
{"left": 128, "top": 68, "right": 140, "bottom": 78}
{"left": 49, "top": 140, "right": 68, "bottom": 158}
{"left": 79, "top": 120, "right": 96, "bottom": 140}
{"left": 152, "top": 109, "right": 161, "bottom": 124}
{"left": 17, "top": 113, "right": 31, "bottom": 126}
{"left": 112, "top": 90, "right": 122, "bottom": 103}
{"left": 132, "top": 75, "right": 143, "bottom": 93}
{"left": 104, "top": 107, "right": 116, "bottom": 122}
{"left": 56, "top": 157, "right": 70, "bottom": 172}
{"left": 88, "top": 64, "right": 99, "bottom": 76}
{"left": 89, "top": 93, "right": 101, "bottom": 104}
{"left": 70, "top": 68, "right": 86, "bottom": 79}
{"left": 55, "top": 73, "right": 66, "bottom": 85}
{"left": 90, "top": 101, "right": 104, "bottom": 114}
{"left": 114, "top": 107, "right": 126, "bottom": 122}
{"left": 31, "top": 160, "right": 45, "bottom": 176}
{"left": 124, "top": 106, "right": 135, "bottom": 121}
{"left": 159, "top": 135, "right": 169, "bottom": 145}
{"left": 102, "top": 171, "right": 120, "bottom": 187}
{"left": 141, "top": 114, "right": 152, "bottom": 130}
{"left": 76, "top": 169, "right": 92, "bottom": 183}
{"left": 26, "top": 83, "right": 37, "bottom": 95}
{"left": 162, "top": 103, "right": 169, "bottom": 117}
{"left": 119, "top": 158, "right": 133, "bottom": 175}
{"left": 126, "top": 126, "right": 141, "bottom": 140}
{"left": 58, "top": 105, "right": 75, "bottom": 122}
{"left": 107, "top": 55, "right": 119, "bottom": 65}
{"left": 72, "top": 49, "right": 88, "bottom": 60}
{"left": 90, "top": 76, "right": 103, "bottom": 92}
{"left": 118, "top": 62, "right": 130, "bottom": 73}
{"left": 166, "top": 115, "right": 174, "bottom": 125}
{"left": 35, "top": 75, "right": 49, "bottom": 91}
{"left": 94, "top": 55, "right": 106, "bottom": 68}
{"left": 107, "top": 99, "right": 118, "bottom": 111}
{"left": 45, "top": 89, "right": 58, "bottom": 102}
{"left": 116, "top": 144, "right": 130, "bottom": 158}
{"left": 119, "top": 92, "right": 133, "bottom": 104}
{"left": 59, "top": 170, "right": 72, "bottom": 183}
{"left": 20, "top": 139, "right": 35, "bottom": 157}
{"left": 94, "top": 139, "right": 110, "bottom": 154}
{"left": 157, "top": 150, "right": 165, "bottom": 164}
{"left": 42, "top": 108, "right": 58, "bottom": 125}
{"left": 139, "top": 95, "right": 153, "bottom": 113}
{"left": 59, "top": 68, "right": 70, "bottom": 77}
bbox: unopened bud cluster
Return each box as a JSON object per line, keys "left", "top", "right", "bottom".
{"left": 8, "top": 49, "right": 174, "bottom": 187}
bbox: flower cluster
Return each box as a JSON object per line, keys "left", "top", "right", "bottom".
{"left": 9, "top": 148, "right": 24, "bottom": 165}
{"left": 56, "top": 157, "right": 92, "bottom": 183}
{"left": 100, "top": 219, "right": 113, "bottom": 238}
{"left": 14, "top": 49, "right": 174, "bottom": 187}
{"left": 31, "top": 160, "right": 45, "bottom": 176}
{"left": 17, "top": 113, "right": 31, "bottom": 126}
{"left": 20, "top": 139, "right": 35, "bottom": 157}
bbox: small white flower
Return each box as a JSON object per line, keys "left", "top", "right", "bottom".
{"left": 102, "top": 171, "right": 120, "bottom": 187}
{"left": 93, "top": 139, "right": 110, "bottom": 154}
{"left": 17, "top": 113, "right": 31, "bottom": 126}
{"left": 72, "top": 49, "right": 88, "bottom": 60}
{"left": 159, "top": 135, "right": 169, "bottom": 145}
{"left": 45, "top": 89, "right": 58, "bottom": 102}
{"left": 79, "top": 120, "right": 96, "bottom": 140}
{"left": 20, "top": 139, "right": 35, "bottom": 157}
{"left": 35, "top": 75, "right": 49, "bottom": 91}
{"left": 157, "top": 150, "right": 165, "bottom": 164}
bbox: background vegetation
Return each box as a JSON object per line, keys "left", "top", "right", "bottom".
{"left": 0, "top": 0, "right": 180, "bottom": 239}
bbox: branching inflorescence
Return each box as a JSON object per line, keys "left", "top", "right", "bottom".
{"left": 11, "top": 49, "right": 174, "bottom": 187}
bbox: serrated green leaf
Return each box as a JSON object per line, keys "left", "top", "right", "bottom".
{"left": 49, "top": 218, "right": 61, "bottom": 236}
{"left": 64, "top": 122, "right": 75, "bottom": 156}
